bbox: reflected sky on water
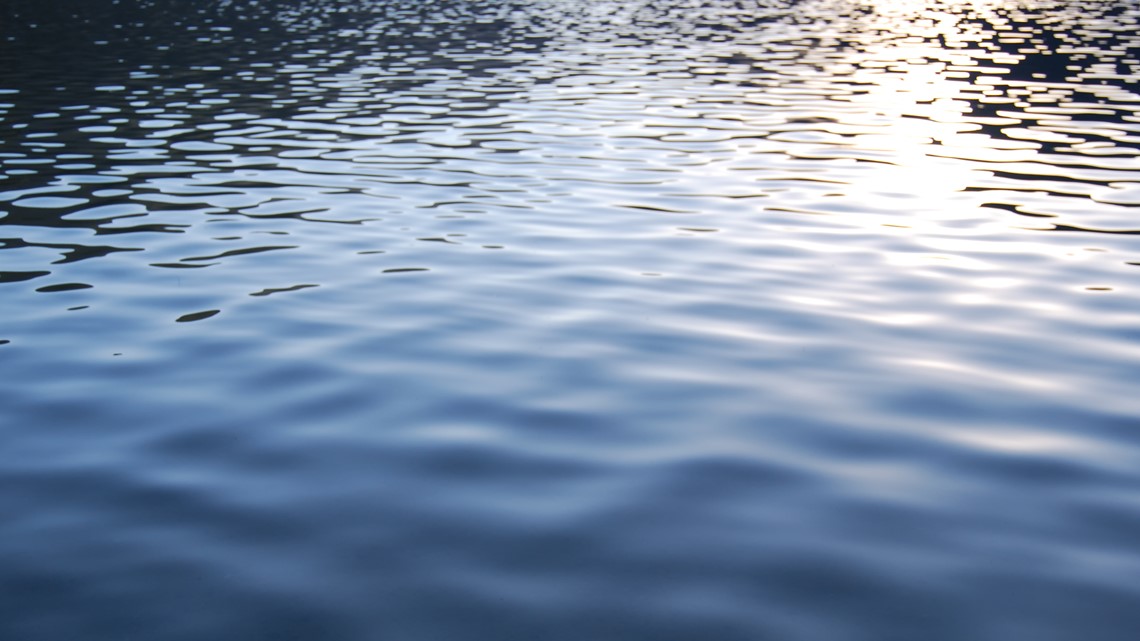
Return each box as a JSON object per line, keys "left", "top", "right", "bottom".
{"left": 2, "top": 1, "right": 1140, "bottom": 639}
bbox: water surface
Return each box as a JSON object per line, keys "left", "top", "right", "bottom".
{"left": 3, "top": 0, "right": 1140, "bottom": 639}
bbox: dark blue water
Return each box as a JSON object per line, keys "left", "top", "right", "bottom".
{"left": 3, "top": 0, "right": 1140, "bottom": 638}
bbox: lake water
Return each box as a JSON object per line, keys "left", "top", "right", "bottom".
{"left": 2, "top": 0, "right": 1140, "bottom": 638}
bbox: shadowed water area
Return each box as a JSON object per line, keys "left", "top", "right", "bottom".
{"left": 2, "top": 0, "right": 1140, "bottom": 638}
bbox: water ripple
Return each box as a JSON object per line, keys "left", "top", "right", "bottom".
{"left": 3, "top": 0, "right": 1140, "bottom": 639}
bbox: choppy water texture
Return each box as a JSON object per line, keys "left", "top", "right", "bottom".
{"left": 3, "top": 0, "right": 1140, "bottom": 638}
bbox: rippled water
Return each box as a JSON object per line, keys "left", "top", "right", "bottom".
{"left": 3, "top": 0, "right": 1140, "bottom": 638}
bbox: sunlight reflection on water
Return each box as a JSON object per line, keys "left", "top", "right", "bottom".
{"left": 2, "top": 0, "right": 1140, "bottom": 639}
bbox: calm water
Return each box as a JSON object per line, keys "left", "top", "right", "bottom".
{"left": 3, "top": 0, "right": 1140, "bottom": 638}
